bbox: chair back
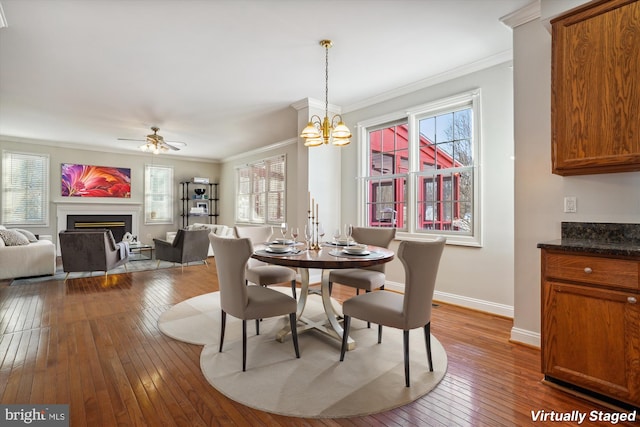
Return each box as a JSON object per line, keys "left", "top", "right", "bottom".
{"left": 234, "top": 225, "right": 273, "bottom": 247}
{"left": 351, "top": 226, "right": 396, "bottom": 273}
{"left": 178, "top": 229, "right": 210, "bottom": 262}
{"left": 209, "top": 235, "right": 252, "bottom": 318}
{"left": 59, "top": 229, "right": 126, "bottom": 272}
{"left": 398, "top": 237, "right": 446, "bottom": 329}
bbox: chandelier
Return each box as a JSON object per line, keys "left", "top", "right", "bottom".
{"left": 300, "top": 40, "right": 352, "bottom": 147}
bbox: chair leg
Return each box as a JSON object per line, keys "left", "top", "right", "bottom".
{"left": 64, "top": 272, "right": 70, "bottom": 282}
{"left": 123, "top": 263, "right": 127, "bottom": 272}
{"left": 157, "top": 260, "right": 161, "bottom": 268}
{"left": 219, "top": 311, "right": 226, "bottom": 352}
{"left": 378, "top": 324, "right": 383, "bottom": 343}
{"left": 289, "top": 313, "right": 300, "bottom": 358}
{"left": 424, "top": 322, "right": 433, "bottom": 372}
{"left": 366, "top": 290, "right": 371, "bottom": 328}
{"left": 255, "top": 319, "right": 260, "bottom": 335}
{"left": 340, "top": 315, "right": 351, "bottom": 361}
{"left": 403, "top": 330, "right": 410, "bottom": 387}
{"left": 328, "top": 280, "right": 333, "bottom": 295}
{"left": 291, "top": 280, "right": 297, "bottom": 299}
{"left": 242, "top": 320, "right": 247, "bottom": 372}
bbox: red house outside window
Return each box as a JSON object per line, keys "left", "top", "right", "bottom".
{"left": 365, "top": 107, "right": 473, "bottom": 234}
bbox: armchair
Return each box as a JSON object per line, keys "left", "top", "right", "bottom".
{"left": 58, "top": 229, "right": 129, "bottom": 280}
{"left": 153, "top": 229, "right": 210, "bottom": 271}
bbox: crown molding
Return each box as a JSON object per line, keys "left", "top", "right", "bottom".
{"left": 0, "top": 134, "right": 220, "bottom": 163}
{"left": 222, "top": 137, "right": 298, "bottom": 163}
{"left": 290, "top": 97, "right": 343, "bottom": 114}
{"left": 344, "top": 51, "right": 513, "bottom": 114}
{"left": 499, "top": 0, "right": 541, "bottom": 29}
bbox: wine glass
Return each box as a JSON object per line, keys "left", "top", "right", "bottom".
{"left": 291, "top": 227, "right": 299, "bottom": 243}
{"left": 333, "top": 228, "right": 341, "bottom": 244}
{"left": 304, "top": 223, "right": 313, "bottom": 250}
{"left": 318, "top": 223, "right": 325, "bottom": 243}
{"left": 344, "top": 224, "right": 353, "bottom": 246}
{"left": 280, "top": 222, "right": 288, "bottom": 240}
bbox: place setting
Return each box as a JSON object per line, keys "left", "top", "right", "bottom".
{"left": 326, "top": 225, "right": 386, "bottom": 259}
{"left": 256, "top": 223, "right": 303, "bottom": 256}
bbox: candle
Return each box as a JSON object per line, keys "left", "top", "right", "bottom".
{"left": 308, "top": 191, "right": 311, "bottom": 213}
{"left": 316, "top": 203, "right": 319, "bottom": 222}
{"left": 311, "top": 198, "right": 315, "bottom": 217}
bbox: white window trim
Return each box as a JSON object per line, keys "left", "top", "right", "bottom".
{"left": 235, "top": 154, "right": 286, "bottom": 225}
{"left": 357, "top": 89, "right": 482, "bottom": 247}
{"left": 1, "top": 150, "right": 50, "bottom": 227}
{"left": 144, "top": 164, "right": 174, "bottom": 225}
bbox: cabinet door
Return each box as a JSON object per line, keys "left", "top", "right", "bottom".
{"left": 551, "top": 0, "right": 640, "bottom": 175}
{"left": 542, "top": 281, "right": 640, "bottom": 405}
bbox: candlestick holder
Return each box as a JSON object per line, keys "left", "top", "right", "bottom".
{"left": 307, "top": 212, "right": 321, "bottom": 250}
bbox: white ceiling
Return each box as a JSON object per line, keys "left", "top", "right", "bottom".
{"left": 0, "top": 0, "right": 530, "bottom": 160}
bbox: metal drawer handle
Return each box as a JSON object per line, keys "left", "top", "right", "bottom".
{"left": 583, "top": 267, "right": 592, "bottom": 274}
{"left": 629, "top": 297, "right": 637, "bottom": 304}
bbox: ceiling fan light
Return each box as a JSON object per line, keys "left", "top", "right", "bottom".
{"left": 332, "top": 121, "right": 352, "bottom": 139}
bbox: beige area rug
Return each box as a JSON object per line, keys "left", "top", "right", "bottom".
{"left": 158, "top": 288, "right": 448, "bottom": 418}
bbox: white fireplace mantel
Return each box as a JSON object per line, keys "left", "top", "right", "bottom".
{"left": 55, "top": 201, "right": 142, "bottom": 256}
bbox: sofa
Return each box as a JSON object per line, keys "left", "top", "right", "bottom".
{"left": 0, "top": 226, "right": 56, "bottom": 280}
{"left": 166, "top": 223, "right": 235, "bottom": 256}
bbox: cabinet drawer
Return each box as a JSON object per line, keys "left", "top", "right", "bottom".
{"left": 544, "top": 253, "right": 639, "bottom": 289}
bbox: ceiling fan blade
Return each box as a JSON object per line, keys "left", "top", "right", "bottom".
{"left": 164, "top": 143, "right": 181, "bottom": 151}
{"left": 117, "top": 138, "right": 145, "bottom": 142}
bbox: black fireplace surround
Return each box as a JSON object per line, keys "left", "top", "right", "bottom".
{"left": 66, "top": 214, "right": 132, "bottom": 243}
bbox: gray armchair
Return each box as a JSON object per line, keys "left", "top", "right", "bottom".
{"left": 58, "top": 229, "right": 129, "bottom": 280}
{"left": 153, "top": 228, "right": 210, "bottom": 271}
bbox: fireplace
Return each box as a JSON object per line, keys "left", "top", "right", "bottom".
{"left": 67, "top": 214, "right": 132, "bottom": 242}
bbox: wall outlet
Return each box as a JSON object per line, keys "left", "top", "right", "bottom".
{"left": 564, "top": 196, "right": 577, "bottom": 213}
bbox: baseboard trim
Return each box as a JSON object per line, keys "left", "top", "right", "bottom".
{"left": 510, "top": 327, "right": 541, "bottom": 348}
{"left": 385, "top": 281, "right": 514, "bottom": 318}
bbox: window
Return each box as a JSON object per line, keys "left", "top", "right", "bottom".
{"left": 359, "top": 90, "right": 481, "bottom": 246}
{"left": 236, "top": 155, "right": 285, "bottom": 224}
{"left": 144, "top": 164, "right": 173, "bottom": 224}
{"left": 2, "top": 150, "right": 50, "bottom": 226}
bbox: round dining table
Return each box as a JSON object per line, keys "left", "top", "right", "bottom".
{"left": 252, "top": 243, "right": 394, "bottom": 350}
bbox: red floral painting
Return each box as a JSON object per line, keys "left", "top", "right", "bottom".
{"left": 61, "top": 163, "right": 131, "bottom": 198}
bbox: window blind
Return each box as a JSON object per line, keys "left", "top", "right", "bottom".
{"left": 2, "top": 151, "right": 50, "bottom": 226}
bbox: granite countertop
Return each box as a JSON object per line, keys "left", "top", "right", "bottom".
{"left": 537, "top": 222, "right": 640, "bottom": 257}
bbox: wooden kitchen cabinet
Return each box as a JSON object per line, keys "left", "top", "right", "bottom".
{"left": 541, "top": 249, "right": 640, "bottom": 407}
{"left": 551, "top": 0, "right": 640, "bottom": 175}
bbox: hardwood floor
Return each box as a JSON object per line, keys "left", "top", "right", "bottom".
{"left": 0, "top": 259, "right": 635, "bottom": 426}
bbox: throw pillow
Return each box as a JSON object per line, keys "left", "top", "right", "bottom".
{"left": 13, "top": 228, "right": 38, "bottom": 242}
{"left": 0, "top": 229, "right": 30, "bottom": 246}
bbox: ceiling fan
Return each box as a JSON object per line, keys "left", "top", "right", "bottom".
{"left": 118, "top": 126, "right": 187, "bottom": 154}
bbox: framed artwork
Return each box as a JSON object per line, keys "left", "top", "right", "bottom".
{"left": 196, "top": 202, "right": 208, "bottom": 214}
{"left": 61, "top": 163, "right": 131, "bottom": 198}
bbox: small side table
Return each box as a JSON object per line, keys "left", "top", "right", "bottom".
{"left": 129, "top": 243, "right": 154, "bottom": 261}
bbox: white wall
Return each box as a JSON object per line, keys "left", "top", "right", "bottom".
{"left": 341, "top": 62, "right": 516, "bottom": 317}
{"left": 512, "top": 7, "right": 640, "bottom": 346}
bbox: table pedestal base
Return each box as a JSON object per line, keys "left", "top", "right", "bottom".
{"left": 275, "top": 268, "right": 355, "bottom": 351}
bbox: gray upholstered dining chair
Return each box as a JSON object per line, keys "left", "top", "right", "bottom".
{"left": 329, "top": 227, "right": 396, "bottom": 328}
{"left": 153, "top": 228, "right": 210, "bottom": 272}
{"left": 209, "top": 234, "right": 300, "bottom": 371}
{"left": 339, "top": 237, "right": 446, "bottom": 387}
{"left": 235, "top": 225, "right": 298, "bottom": 299}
